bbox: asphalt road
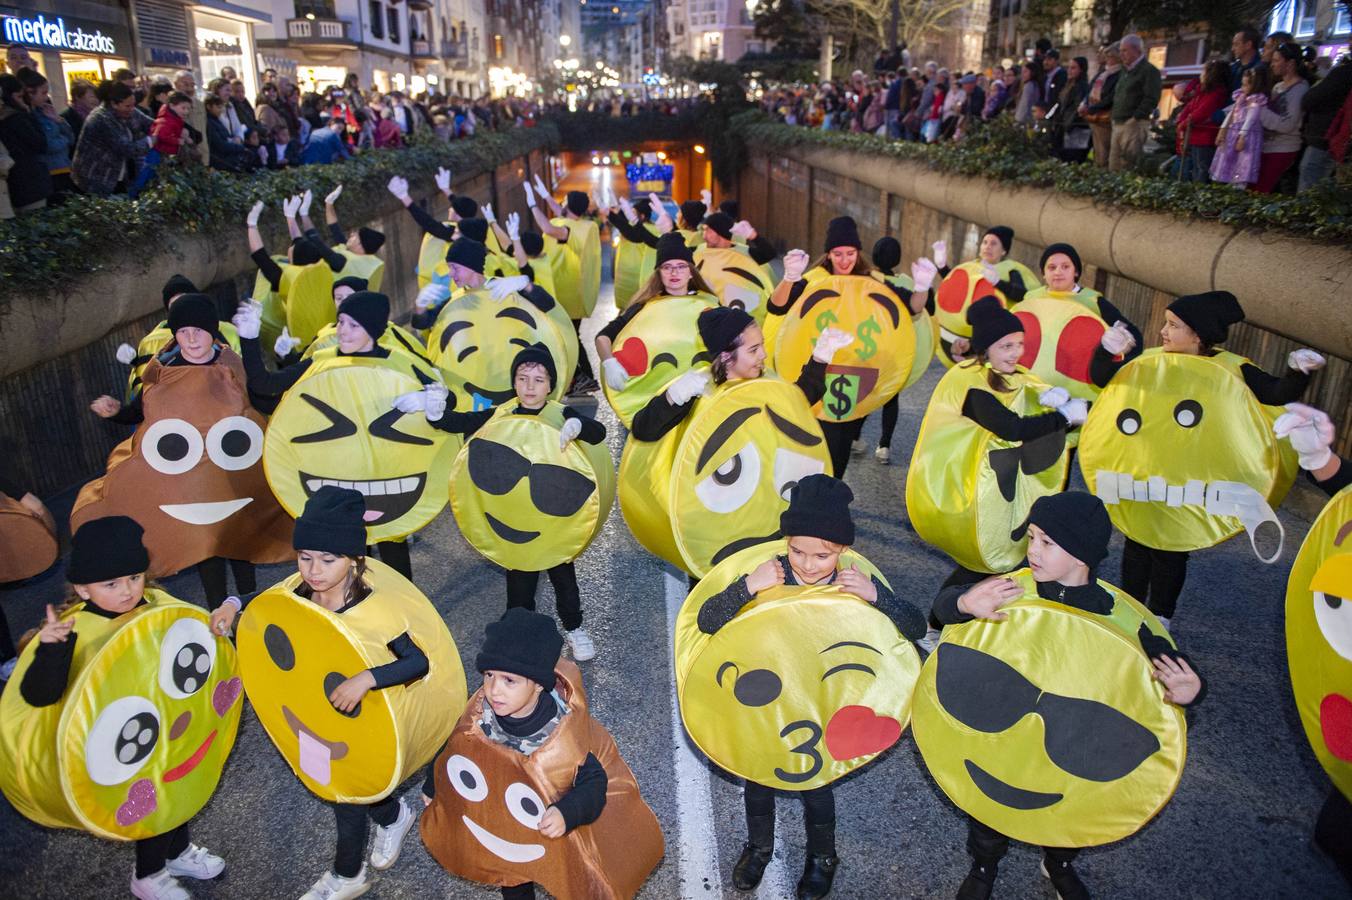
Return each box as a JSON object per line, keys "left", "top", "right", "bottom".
{"left": 0, "top": 238, "right": 1345, "bottom": 899}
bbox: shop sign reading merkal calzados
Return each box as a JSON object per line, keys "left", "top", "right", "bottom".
{"left": 2, "top": 11, "right": 124, "bottom": 56}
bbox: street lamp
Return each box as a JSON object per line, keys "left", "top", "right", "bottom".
{"left": 560, "top": 34, "right": 572, "bottom": 48}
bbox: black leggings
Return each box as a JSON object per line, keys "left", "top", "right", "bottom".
{"left": 505, "top": 563, "right": 582, "bottom": 631}
{"left": 744, "top": 781, "right": 836, "bottom": 853}
{"left": 136, "top": 823, "right": 191, "bottom": 878}
{"left": 820, "top": 421, "right": 854, "bottom": 479}
{"left": 878, "top": 394, "right": 900, "bottom": 449}
{"left": 197, "top": 558, "right": 256, "bottom": 607}
{"left": 967, "top": 816, "right": 1077, "bottom": 867}
{"left": 572, "top": 321, "right": 594, "bottom": 380}
{"left": 372, "top": 540, "right": 412, "bottom": 579}
{"left": 502, "top": 883, "right": 536, "bottom": 899}
{"left": 333, "top": 797, "right": 402, "bottom": 878}
{"left": 1316, "top": 788, "right": 1352, "bottom": 887}
{"left": 0, "top": 604, "right": 15, "bottom": 662}
{"left": 1121, "top": 538, "right": 1189, "bottom": 618}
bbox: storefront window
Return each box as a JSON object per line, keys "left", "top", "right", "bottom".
{"left": 60, "top": 55, "right": 127, "bottom": 90}
{"left": 296, "top": 65, "right": 347, "bottom": 92}
{"left": 194, "top": 11, "right": 256, "bottom": 98}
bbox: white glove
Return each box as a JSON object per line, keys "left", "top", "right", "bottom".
{"left": 246, "top": 200, "right": 264, "bottom": 227}
{"left": 1274, "top": 402, "right": 1335, "bottom": 471}
{"left": 325, "top": 184, "right": 343, "bottom": 205}
{"left": 700, "top": 188, "right": 712, "bottom": 208}
{"left": 533, "top": 172, "right": 550, "bottom": 198}
{"left": 387, "top": 175, "right": 411, "bottom": 203}
{"left": 1288, "top": 348, "right": 1326, "bottom": 374}
{"left": 813, "top": 326, "right": 854, "bottom": 362}
{"left": 434, "top": 166, "right": 452, "bottom": 195}
{"left": 115, "top": 343, "right": 137, "bottom": 365}
{"left": 274, "top": 326, "right": 302, "bottom": 358}
{"left": 523, "top": 181, "right": 536, "bottom": 208}
{"left": 298, "top": 189, "right": 313, "bottom": 217}
{"left": 506, "top": 212, "right": 521, "bottom": 243}
{"left": 392, "top": 390, "right": 428, "bottom": 414}
{"left": 1038, "top": 386, "right": 1071, "bottom": 409}
{"left": 1057, "top": 399, "right": 1089, "bottom": 426}
{"left": 981, "top": 261, "right": 1001, "bottom": 286}
{"left": 591, "top": 190, "right": 606, "bottom": 213}
{"left": 602, "top": 357, "right": 630, "bottom": 390}
{"left": 619, "top": 196, "right": 637, "bottom": 225}
{"left": 559, "top": 416, "right": 582, "bottom": 449}
{"left": 932, "top": 240, "right": 947, "bottom": 269}
{"left": 488, "top": 275, "right": 530, "bottom": 301}
{"left": 232, "top": 300, "right": 262, "bottom": 340}
{"left": 665, "top": 369, "right": 711, "bottom": 406}
{"left": 911, "top": 257, "right": 939, "bottom": 293}
{"left": 482, "top": 202, "right": 496, "bottom": 224}
{"left": 415, "top": 283, "right": 450, "bottom": 310}
{"left": 731, "top": 220, "right": 755, "bottom": 240}
{"left": 282, "top": 194, "right": 301, "bottom": 219}
{"left": 1100, "top": 320, "right": 1136, "bottom": 356}
{"left": 425, "top": 384, "right": 448, "bottom": 421}
{"left": 782, "top": 248, "right": 810, "bottom": 283}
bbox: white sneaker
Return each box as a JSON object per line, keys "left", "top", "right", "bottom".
{"left": 917, "top": 627, "right": 942, "bottom": 654}
{"left": 1156, "top": 616, "right": 1172, "bottom": 633}
{"left": 369, "top": 798, "right": 415, "bottom": 870}
{"left": 299, "top": 868, "right": 370, "bottom": 900}
{"left": 850, "top": 440, "right": 864, "bottom": 456}
{"left": 565, "top": 627, "right": 597, "bottom": 661}
{"left": 164, "top": 843, "right": 225, "bottom": 880}
{"left": 130, "top": 869, "right": 190, "bottom": 900}
{"left": 874, "top": 446, "right": 890, "bottom": 464}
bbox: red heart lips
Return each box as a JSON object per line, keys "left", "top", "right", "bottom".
{"left": 613, "top": 337, "right": 649, "bottom": 376}
{"left": 824, "top": 704, "right": 902, "bottom": 761}
{"left": 1321, "top": 693, "right": 1352, "bottom": 761}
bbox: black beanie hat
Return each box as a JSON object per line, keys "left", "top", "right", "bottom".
{"left": 983, "top": 225, "right": 1014, "bottom": 254}
{"left": 166, "top": 293, "right": 220, "bottom": 338}
{"left": 332, "top": 275, "right": 369, "bottom": 296}
{"left": 871, "top": 236, "right": 901, "bottom": 273}
{"left": 967, "top": 295, "right": 1023, "bottom": 355}
{"left": 338, "top": 290, "right": 390, "bottom": 340}
{"left": 655, "top": 232, "right": 695, "bottom": 267}
{"left": 476, "top": 607, "right": 563, "bottom": 687}
{"left": 292, "top": 486, "right": 367, "bottom": 556}
{"left": 698, "top": 305, "right": 755, "bottom": 356}
{"left": 357, "top": 226, "right": 385, "bottom": 254}
{"left": 1040, "top": 242, "right": 1082, "bottom": 278}
{"left": 719, "top": 199, "right": 740, "bottom": 220}
{"left": 1167, "top": 291, "right": 1245, "bottom": 346}
{"left": 780, "top": 474, "right": 855, "bottom": 546}
{"left": 68, "top": 516, "right": 150, "bottom": 584}
{"left": 520, "top": 232, "right": 545, "bottom": 257}
{"left": 1011, "top": 491, "right": 1112, "bottom": 571}
{"left": 511, "top": 341, "right": 557, "bottom": 389}
{"left": 565, "top": 190, "right": 589, "bottom": 216}
{"left": 457, "top": 217, "right": 489, "bottom": 244}
{"left": 451, "top": 195, "right": 479, "bottom": 219}
{"left": 703, "top": 211, "right": 734, "bottom": 240}
{"left": 446, "top": 237, "right": 489, "bottom": 274}
{"left": 162, "top": 273, "right": 197, "bottom": 309}
{"left": 292, "top": 236, "right": 324, "bottom": 266}
{"left": 680, "top": 199, "right": 707, "bottom": 228}
{"left": 824, "top": 216, "right": 862, "bottom": 252}
{"left": 633, "top": 197, "right": 653, "bottom": 219}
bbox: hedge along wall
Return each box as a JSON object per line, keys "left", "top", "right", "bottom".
{"left": 736, "top": 145, "right": 1352, "bottom": 455}
{"left": 0, "top": 146, "right": 553, "bottom": 499}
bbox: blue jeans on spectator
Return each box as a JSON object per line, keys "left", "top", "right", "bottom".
{"left": 128, "top": 148, "right": 161, "bottom": 199}
{"left": 1182, "top": 145, "right": 1215, "bottom": 183}
{"left": 885, "top": 109, "right": 901, "bottom": 139}
{"left": 1298, "top": 146, "right": 1336, "bottom": 192}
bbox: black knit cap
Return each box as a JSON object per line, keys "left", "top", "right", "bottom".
{"left": 983, "top": 225, "right": 1014, "bottom": 254}
{"left": 698, "top": 305, "right": 755, "bottom": 356}
{"left": 332, "top": 275, "right": 369, "bottom": 296}
{"left": 1167, "top": 290, "right": 1245, "bottom": 346}
{"left": 166, "top": 293, "right": 221, "bottom": 338}
{"left": 565, "top": 190, "right": 589, "bottom": 216}
{"left": 292, "top": 486, "right": 367, "bottom": 556}
{"left": 511, "top": 341, "right": 556, "bottom": 389}
{"left": 292, "top": 236, "right": 324, "bottom": 266}
{"left": 780, "top": 474, "right": 855, "bottom": 546}
{"left": 680, "top": 200, "right": 707, "bottom": 228}
{"left": 68, "top": 516, "right": 150, "bottom": 584}
{"left": 718, "top": 199, "right": 740, "bottom": 220}
{"left": 446, "top": 237, "right": 488, "bottom": 274}
{"left": 451, "top": 195, "right": 479, "bottom": 219}
{"left": 162, "top": 273, "right": 197, "bottom": 309}
{"left": 1040, "top": 242, "right": 1082, "bottom": 278}
{"left": 967, "top": 295, "right": 1023, "bottom": 355}
{"left": 338, "top": 290, "right": 390, "bottom": 340}
{"left": 476, "top": 607, "right": 563, "bottom": 687}
{"left": 357, "top": 226, "right": 385, "bottom": 254}
{"left": 457, "top": 217, "right": 489, "bottom": 243}
{"left": 633, "top": 197, "right": 653, "bottom": 219}
{"left": 1011, "top": 491, "right": 1112, "bottom": 571}
{"left": 871, "top": 236, "right": 901, "bottom": 273}
{"left": 655, "top": 232, "right": 695, "bottom": 266}
{"left": 824, "top": 216, "right": 862, "bottom": 252}
{"left": 519, "top": 232, "right": 545, "bottom": 257}
{"left": 703, "top": 211, "right": 734, "bottom": 240}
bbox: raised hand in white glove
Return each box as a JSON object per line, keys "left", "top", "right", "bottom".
{"left": 392, "top": 390, "right": 428, "bottom": 414}
{"left": 618, "top": 197, "right": 637, "bottom": 225}
{"left": 782, "top": 248, "right": 810, "bottom": 283}
{"left": 1038, "top": 386, "right": 1071, "bottom": 409}
{"left": 506, "top": 212, "right": 521, "bottom": 242}
{"left": 232, "top": 300, "right": 262, "bottom": 340}
{"left": 274, "top": 326, "right": 302, "bottom": 358}
{"left": 1288, "top": 348, "right": 1326, "bottom": 374}
{"left": 932, "top": 240, "right": 948, "bottom": 269}
{"left": 1100, "top": 320, "right": 1136, "bottom": 356}
{"left": 523, "top": 181, "right": 536, "bottom": 208}
{"left": 246, "top": 200, "right": 264, "bottom": 227}
{"left": 602, "top": 357, "right": 630, "bottom": 390}
{"left": 298, "top": 189, "right": 314, "bottom": 217}
{"left": 387, "top": 175, "right": 411, "bottom": 203}
{"left": 482, "top": 202, "right": 496, "bottom": 224}
{"left": 911, "top": 257, "right": 939, "bottom": 293}
{"left": 665, "top": 369, "right": 711, "bottom": 406}
{"left": 559, "top": 416, "right": 582, "bottom": 449}
{"left": 1274, "top": 402, "right": 1335, "bottom": 471}
{"left": 700, "top": 188, "right": 712, "bottom": 208}
{"left": 115, "top": 343, "right": 137, "bottom": 365}
{"left": 415, "top": 283, "right": 450, "bottom": 311}
{"left": 424, "top": 383, "right": 448, "bottom": 421}
{"left": 325, "top": 184, "right": 343, "bottom": 205}
{"left": 533, "top": 172, "right": 550, "bottom": 198}
{"left": 731, "top": 220, "right": 755, "bottom": 240}
{"left": 488, "top": 274, "right": 530, "bottom": 301}
{"left": 1057, "top": 398, "right": 1089, "bottom": 427}
{"left": 282, "top": 194, "right": 302, "bottom": 219}
{"left": 981, "top": 261, "right": 1001, "bottom": 286}
{"left": 435, "top": 167, "right": 452, "bottom": 195}
{"left": 813, "top": 326, "right": 854, "bottom": 362}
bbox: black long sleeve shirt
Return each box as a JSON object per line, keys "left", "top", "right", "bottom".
{"left": 1089, "top": 348, "right": 1311, "bottom": 405}
{"left": 21, "top": 599, "right": 148, "bottom": 707}
{"left": 303, "top": 226, "right": 348, "bottom": 273}
{"left": 961, "top": 388, "right": 1067, "bottom": 443}
{"left": 631, "top": 357, "right": 828, "bottom": 442}
{"left": 432, "top": 401, "right": 606, "bottom": 445}
{"left": 240, "top": 336, "right": 390, "bottom": 397}
{"left": 607, "top": 210, "right": 658, "bottom": 247}
{"left": 406, "top": 201, "right": 456, "bottom": 242}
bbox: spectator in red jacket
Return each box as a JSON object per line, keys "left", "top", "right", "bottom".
{"left": 1175, "top": 60, "right": 1230, "bottom": 182}
{"left": 128, "top": 91, "right": 193, "bottom": 198}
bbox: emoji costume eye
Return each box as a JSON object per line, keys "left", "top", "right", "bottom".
{"left": 206, "top": 415, "right": 263, "bottom": 470}
{"left": 292, "top": 393, "right": 358, "bottom": 443}
{"left": 505, "top": 782, "right": 546, "bottom": 829}
{"left": 324, "top": 672, "right": 362, "bottom": 717}
{"left": 1314, "top": 556, "right": 1352, "bottom": 662}
{"left": 264, "top": 624, "right": 295, "bottom": 670}
{"left": 141, "top": 418, "right": 204, "bottom": 474}
{"left": 717, "top": 661, "right": 782, "bottom": 706}
{"left": 695, "top": 442, "right": 761, "bottom": 513}
{"left": 1172, "top": 399, "right": 1202, "bottom": 428}
{"left": 446, "top": 754, "right": 488, "bottom": 801}
{"left": 1116, "top": 409, "right": 1141, "bottom": 436}
{"left": 774, "top": 448, "right": 826, "bottom": 500}
{"left": 369, "top": 408, "right": 434, "bottom": 446}
{"left": 86, "top": 696, "right": 161, "bottom": 785}
{"left": 158, "top": 618, "right": 216, "bottom": 699}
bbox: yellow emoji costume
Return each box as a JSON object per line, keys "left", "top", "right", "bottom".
{"left": 613, "top": 222, "right": 659, "bottom": 308}
{"left": 934, "top": 260, "right": 1040, "bottom": 367}
{"left": 600, "top": 292, "right": 718, "bottom": 429}
{"left": 332, "top": 248, "right": 384, "bottom": 292}
{"left": 302, "top": 320, "right": 429, "bottom": 364}
{"left": 0, "top": 492, "right": 58, "bottom": 582}
{"left": 550, "top": 216, "right": 602, "bottom": 319}
{"left": 1009, "top": 288, "right": 1109, "bottom": 402}
{"left": 874, "top": 270, "right": 935, "bottom": 390}
{"left": 674, "top": 542, "right": 921, "bottom": 790}
{"left": 913, "top": 570, "right": 1186, "bottom": 847}
{"left": 695, "top": 245, "right": 775, "bottom": 324}
{"left": 0, "top": 592, "right": 243, "bottom": 840}
{"left": 235, "top": 558, "right": 465, "bottom": 803}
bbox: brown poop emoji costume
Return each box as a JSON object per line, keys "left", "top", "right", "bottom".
{"left": 0, "top": 492, "right": 58, "bottom": 582}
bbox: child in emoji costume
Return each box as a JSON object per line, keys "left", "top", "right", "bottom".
{"left": 0, "top": 516, "right": 241, "bottom": 900}
{"left": 117, "top": 275, "right": 241, "bottom": 403}
{"left": 917, "top": 492, "right": 1203, "bottom": 900}
{"left": 398, "top": 343, "right": 611, "bottom": 661}
{"left": 82, "top": 294, "right": 291, "bottom": 602}
{"left": 1081, "top": 290, "right": 1321, "bottom": 627}
{"left": 420, "top": 608, "right": 664, "bottom": 900}
{"left": 606, "top": 196, "right": 660, "bottom": 307}
{"left": 929, "top": 226, "right": 1040, "bottom": 366}
{"left": 246, "top": 199, "right": 338, "bottom": 350}
{"left": 596, "top": 233, "right": 719, "bottom": 429}
{"left": 680, "top": 475, "right": 925, "bottom": 900}
{"left": 213, "top": 487, "right": 465, "bottom": 900}
{"left": 311, "top": 184, "right": 386, "bottom": 290}
{"left": 692, "top": 211, "right": 778, "bottom": 323}
{"left": 528, "top": 179, "right": 601, "bottom": 390}
{"left": 865, "top": 236, "right": 935, "bottom": 464}
{"left": 387, "top": 167, "right": 480, "bottom": 290}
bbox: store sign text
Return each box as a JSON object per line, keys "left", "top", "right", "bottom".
{"left": 2, "top": 14, "right": 119, "bottom": 55}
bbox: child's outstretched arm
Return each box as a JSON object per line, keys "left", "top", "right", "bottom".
{"left": 542, "top": 753, "right": 608, "bottom": 837}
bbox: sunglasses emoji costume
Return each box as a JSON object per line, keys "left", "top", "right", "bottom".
{"left": 674, "top": 541, "right": 921, "bottom": 790}
{"left": 420, "top": 660, "right": 664, "bottom": 900}
{"left": 695, "top": 244, "right": 776, "bottom": 324}
{"left": 450, "top": 399, "right": 616, "bottom": 571}
{"left": 912, "top": 570, "right": 1186, "bottom": 847}
{"left": 0, "top": 594, "right": 243, "bottom": 840}
{"left": 1287, "top": 485, "right": 1352, "bottom": 800}
{"left": 72, "top": 353, "right": 293, "bottom": 578}
{"left": 619, "top": 374, "right": 832, "bottom": 577}
{"left": 0, "top": 491, "right": 59, "bottom": 582}
{"left": 1079, "top": 349, "right": 1298, "bottom": 563}
{"left": 601, "top": 292, "right": 718, "bottom": 429}
{"left": 235, "top": 557, "right": 465, "bottom": 803}
{"left": 934, "top": 259, "right": 1040, "bottom": 367}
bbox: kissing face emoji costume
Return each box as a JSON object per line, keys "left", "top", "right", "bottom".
{"left": 600, "top": 292, "right": 718, "bottom": 429}
{"left": 912, "top": 571, "right": 1186, "bottom": 847}
{"left": 934, "top": 260, "right": 1041, "bottom": 366}
{"left": 695, "top": 245, "right": 775, "bottom": 324}
{"left": 675, "top": 541, "right": 921, "bottom": 790}
{"left": 235, "top": 558, "right": 465, "bottom": 803}
{"left": 1286, "top": 485, "right": 1352, "bottom": 800}
{"left": 0, "top": 593, "right": 242, "bottom": 840}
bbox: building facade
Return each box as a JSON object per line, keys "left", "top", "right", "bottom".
{"left": 666, "top": 0, "right": 764, "bottom": 62}
{"left": 582, "top": 0, "right": 666, "bottom": 85}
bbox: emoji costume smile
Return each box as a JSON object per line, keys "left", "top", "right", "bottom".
{"left": 299, "top": 471, "right": 427, "bottom": 523}
{"left": 462, "top": 815, "right": 545, "bottom": 863}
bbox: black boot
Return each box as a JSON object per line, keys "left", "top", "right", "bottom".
{"left": 956, "top": 860, "right": 998, "bottom": 900}
{"left": 732, "top": 814, "right": 774, "bottom": 891}
{"left": 796, "top": 822, "right": 839, "bottom": 899}
{"left": 1042, "top": 857, "right": 1090, "bottom": 900}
